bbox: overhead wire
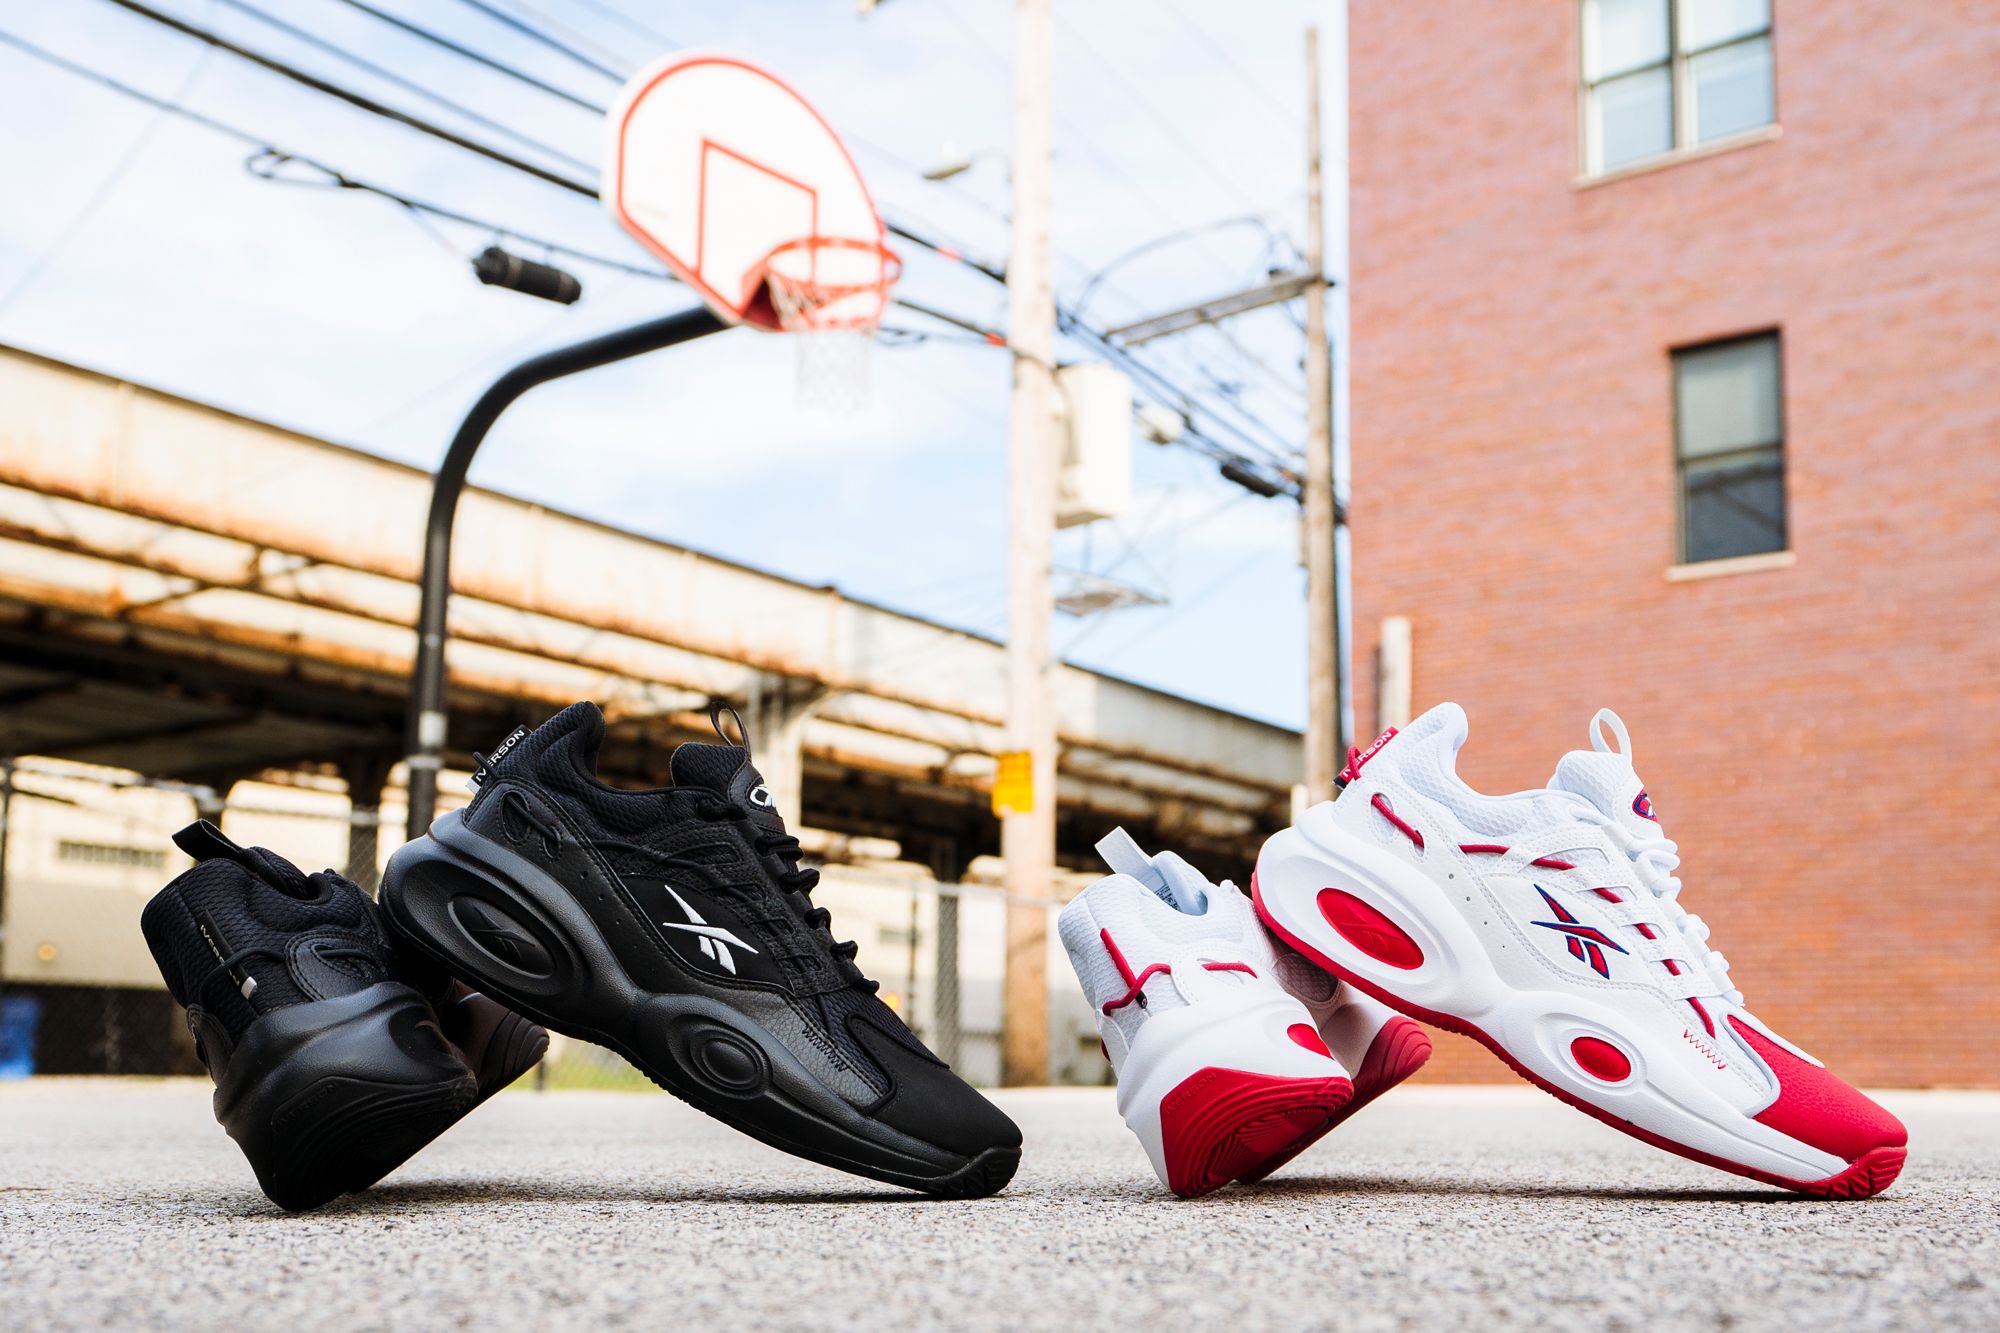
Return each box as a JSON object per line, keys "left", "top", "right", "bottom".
{"left": 73, "top": 0, "right": 1306, "bottom": 490}
{"left": 558, "top": 0, "right": 683, "bottom": 55}
{"left": 101, "top": 0, "right": 597, "bottom": 194}
{"left": 0, "top": 26, "right": 213, "bottom": 314}
{"left": 440, "top": 0, "right": 623, "bottom": 81}
{"left": 213, "top": 0, "right": 598, "bottom": 174}
{"left": 479, "top": 0, "right": 640, "bottom": 75}
{"left": 0, "top": 27, "right": 666, "bottom": 280}
{"left": 322, "top": 0, "right": 604, "bottom": 111}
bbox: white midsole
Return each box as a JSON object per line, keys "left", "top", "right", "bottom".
{"left": 1254, "top": 804, "right": 1848, "bottom": 1183}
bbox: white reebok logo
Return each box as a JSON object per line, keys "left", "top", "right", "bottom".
{"left": 661, "top": 883, "right": 758, "bottom": 974}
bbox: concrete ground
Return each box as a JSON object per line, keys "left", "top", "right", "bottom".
{"left": 2, "top": 1081, "right": 1994, "bottom": 1332}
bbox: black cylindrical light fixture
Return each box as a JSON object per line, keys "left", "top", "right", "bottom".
{"left": 1219, "top": 459, "right": 1288, "bottom": 498}
{"left": 472, "top": 246, "right": 582, "bottom": 304}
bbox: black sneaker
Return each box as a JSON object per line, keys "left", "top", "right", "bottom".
{"left": 141, "top": 822, "right": 547, "bottom": 1211}
{"left": 380, "top": 702, "right": 1022, "bottom": 1197}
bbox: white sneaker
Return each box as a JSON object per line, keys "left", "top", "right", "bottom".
{"left": 1253, "top": 704, "right": 1907, "bottom": 1198}
{"left": 1059, "top": 829, "right": 1353, "bottom": 1197}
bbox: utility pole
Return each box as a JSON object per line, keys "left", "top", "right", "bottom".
{"left": 999, "top": 0, "right": 1057, "bottom": 1087}
{"left": 1303, "top": 24, "right": 1347, "bottom": 803}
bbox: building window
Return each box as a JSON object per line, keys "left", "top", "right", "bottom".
{"left": 1582, "top": 0, "right": 1775, "bottom": 175}
{"left": 56, "top": 840, "right": 168, "bottom": 870}
{"left": 1674, "top": 332, "right": 1786, "bottom": 564}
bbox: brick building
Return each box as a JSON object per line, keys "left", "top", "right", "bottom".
{"left": 1346, "top": 1, "right": 1999, "bottom": 1085}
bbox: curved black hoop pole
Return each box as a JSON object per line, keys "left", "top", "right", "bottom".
{"left": 404, "top": 304, "right": 731, "bottom": 839}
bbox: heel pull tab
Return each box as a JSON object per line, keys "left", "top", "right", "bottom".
{"left": 471, "top": 723, "right": 532, "bottom": 787}
{"left": 1094, "top": 827, "right": 1167, "bottom": 897}
{"left": 172, "top": 820, "right": 247, "bottom": 863}
{"left": 1336, "top": 727, "right": 1399, "bottom": 789}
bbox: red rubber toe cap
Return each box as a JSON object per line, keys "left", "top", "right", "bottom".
{"left": 1730, "top": 1017, "right": 1907, "bottom": 1163}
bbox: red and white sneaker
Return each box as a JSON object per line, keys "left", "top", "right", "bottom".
{"left": 1253, "top": 704, "right": 1907, "bottom": 1199}
{"left": 1060, "top": 829, "right": 1353, "bottom": 1197}
{"left": 1233, "top": 948, "right": 1434, "bottom": 1182}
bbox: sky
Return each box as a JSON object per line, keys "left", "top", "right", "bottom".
{"left": 0, "top": 0, "right": 1348, "bottom": 732}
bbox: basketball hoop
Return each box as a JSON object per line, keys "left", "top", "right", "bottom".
{"left": 747, "top": 235, "right": 901, "bottom": 410}
{"left": 602, "top": 54, "right": 903, "bottom": 413}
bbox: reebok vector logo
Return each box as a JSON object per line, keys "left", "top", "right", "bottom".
{"left": 661, "top": 883, "right": 759, "bottom": 975}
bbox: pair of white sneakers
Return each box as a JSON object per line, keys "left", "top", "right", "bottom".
{"left": 1062, "top": 703, "right": 1907, "bottom": 1200}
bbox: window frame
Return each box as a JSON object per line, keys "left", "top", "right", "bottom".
{"left": 1579, "top": 0, "right": 1777, "bottom": 178}
{"left": 1671, "top": 329, "right": 1788, "bottom": 566}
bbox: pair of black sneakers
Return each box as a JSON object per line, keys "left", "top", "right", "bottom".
{"left": 141, "top": 821, "right": 548, "bottom": 1211}
{"left": 145, "top": 701, "right": 1020, "bottom": 1207}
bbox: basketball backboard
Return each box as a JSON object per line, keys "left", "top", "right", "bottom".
{"left": 603, "top": 54, "right": 897, "bottom": 334}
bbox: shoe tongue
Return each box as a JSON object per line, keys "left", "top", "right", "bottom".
{"left": 1093, "top": 828, "right": 1209, "bottom": 911}
{"left": 670, "top": 742, "right": 786, "bottom": 833}
{"left": 1150, "top": 852, "right": 1212, "bottom": 914}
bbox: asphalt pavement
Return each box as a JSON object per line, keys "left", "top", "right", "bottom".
{"left": 3, "top": 1080, "right": 1994, "bottom": 1331}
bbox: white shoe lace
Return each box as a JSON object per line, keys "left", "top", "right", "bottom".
{"left": 1561, "top": 800, "right": 1743, "bottom": 1006}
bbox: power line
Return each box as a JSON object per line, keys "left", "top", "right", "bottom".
{"left": 0, "top": 27, "right": 664, "bottom": 281}
{"left": 101, "top": 0, "right": 598, "bottom": 196}
{"left": 0, "top": 40, "right": 213, "bottom": 314}
{"left": 70, "top": 1, "right": 1305, "bottom": 490}
{"left": 214, "top": 0, "right": 597, "bottom": 174}
{"left": 323, "top": 0, "right": 604, "bottom": 111}
{"left": 558, "top": 0, "right": 682, "bottom": 55}
{"left": 1150, "top": 0, "right": 1301, "bottom": 126}
{"left": 443, "top": 0, "right": 624, "bottom": 80}
{"left": 490, "top": 0, "right": 640, "bottom": 74}
{"left": 1051, "top": 7, "right": 1271, "bottom": 215}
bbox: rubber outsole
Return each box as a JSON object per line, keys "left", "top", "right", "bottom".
{"left": 1252, "top": 874, "right": 1905, "bottom": 1200}
{"left": 382, "top": 816, "right": 1018, "bottom": 1198}
{"left": 1159, "top": 1067, "right": 1354, "bottom": 1199}
{"left": 213, "top": 982, "right": 480, "bottom": 1212}
{"left": 1235, "top": 1013, "right": 1433, "bottom": 1185}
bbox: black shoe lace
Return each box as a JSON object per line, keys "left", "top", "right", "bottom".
{"left": 694, "top": 795, "right": 877, "bottom": 993}
{"left": 499, "top": 788, "right": 564, "bottom": 857}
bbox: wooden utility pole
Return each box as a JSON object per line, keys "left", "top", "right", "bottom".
{"left": 1303, "top": 24, "right": 1346, "bottom": 803}
{"left": 999, "top": 0, "right": 1057, "bottom": 1086}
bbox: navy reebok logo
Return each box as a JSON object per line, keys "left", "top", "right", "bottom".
{"left": 1529, "top": 885, "right": 1628, "bottom": 978}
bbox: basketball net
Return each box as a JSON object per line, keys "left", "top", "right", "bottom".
{"left": 749, "top": 236, "right": 901, "bottom": 412}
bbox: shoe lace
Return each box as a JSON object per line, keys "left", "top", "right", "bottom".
{"left": 693, "top": 794, "right": 876, "bottom": 993}
{"left": 1560, "top": 800, "right": 1742, "bottom": 1006}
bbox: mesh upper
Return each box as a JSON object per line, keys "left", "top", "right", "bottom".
{"left": 140, "top": 854, "right": 386, "bottom": 1040}
{"left": 485, "top": 702, "right": 907, "bottom": 1085}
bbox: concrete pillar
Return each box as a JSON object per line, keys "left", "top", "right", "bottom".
{"left": 337, "top": 752, "right": 396, "bottom": 893}
{"left": 926, "top": 838, "right": 965, "bottom": 1069}
{"left": 746, "top": 675, "right": 828, "bottom": 831}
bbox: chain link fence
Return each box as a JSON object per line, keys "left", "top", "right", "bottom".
{"left": 0, "top": 757, "right": 1103, "bottom": 1090}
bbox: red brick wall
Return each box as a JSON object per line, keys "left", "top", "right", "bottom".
{"left": 1347, "top": 1, "right": 2000, "bottom": 1086}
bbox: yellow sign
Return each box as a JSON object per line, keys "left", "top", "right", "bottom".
{"left": 992, "top": 750, "right": 1034, "bottom": 816}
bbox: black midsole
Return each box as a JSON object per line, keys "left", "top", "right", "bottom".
{"left": 212, "top": 982, "right": 476, "bottom": 1210}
